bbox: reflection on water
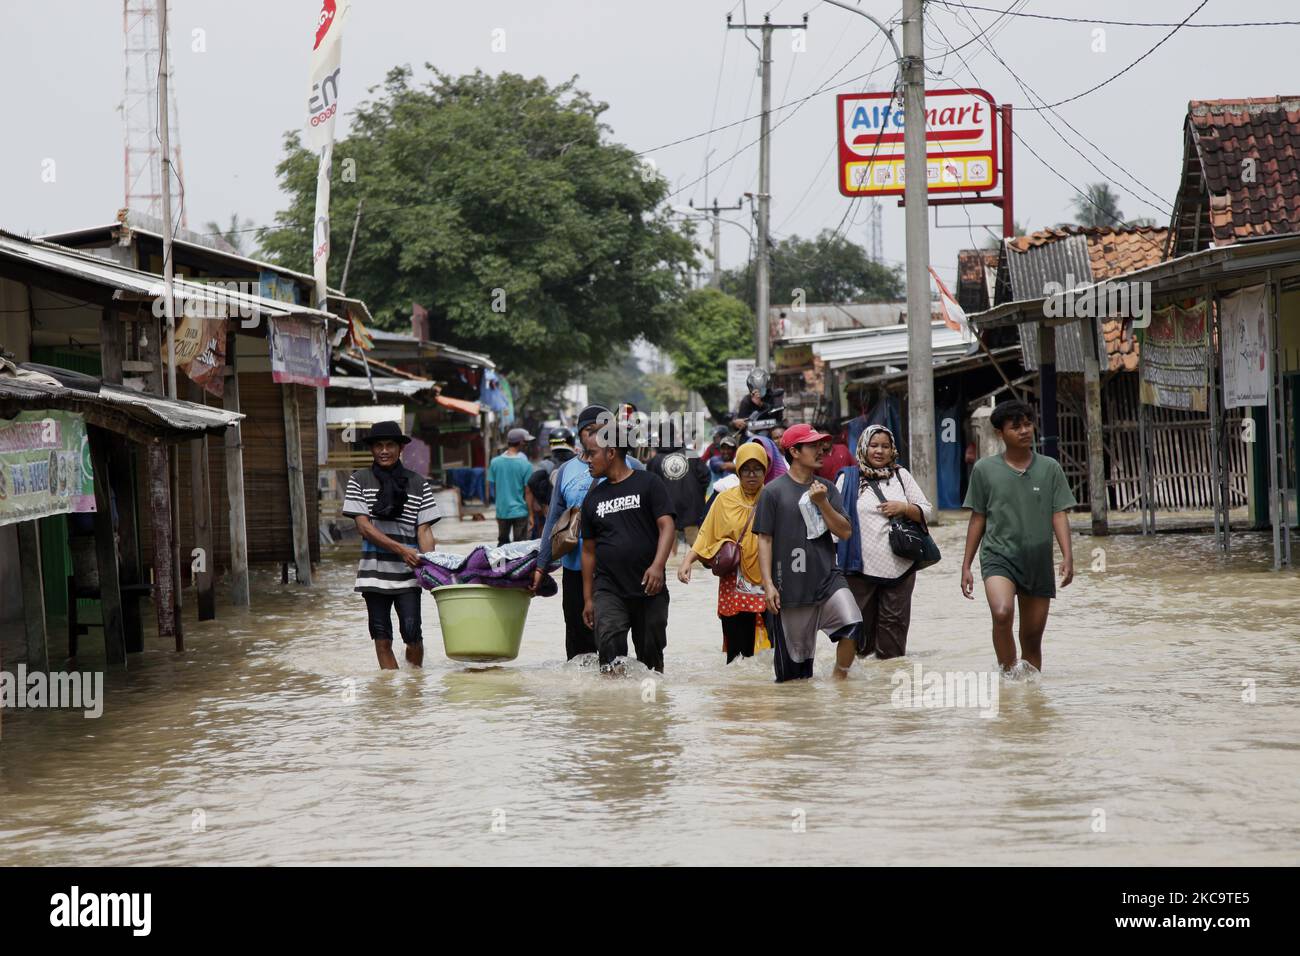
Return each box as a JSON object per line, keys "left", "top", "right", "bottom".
{"left": 1, "top": 517, "right": 1297, "bottom": 865}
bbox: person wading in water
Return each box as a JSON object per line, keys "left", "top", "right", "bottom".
{"left": 754, "top": 423, "right": 863, "bottom": 682}
{"left": 961, "top": 400, "right": 1076, "bottom": 677}
{"left": 342, "top": 421, "right": 440, "bottom": 670}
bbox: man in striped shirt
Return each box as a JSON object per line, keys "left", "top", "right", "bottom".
{"left": 342, "top": 421, "right": 440, "bottom": 669}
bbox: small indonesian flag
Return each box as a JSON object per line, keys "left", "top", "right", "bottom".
{"left": 929, "top": 266, "right": 972, "bottom": 343}
{"left": 348, "top": 309, "right": 374, "bottom": 351}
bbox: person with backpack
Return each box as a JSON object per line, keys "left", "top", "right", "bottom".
{"left": 526, "top": 427, "right": 576, "bottom": 538}
{"left": 834, "top": 424, "right": 933, "bottom": 659}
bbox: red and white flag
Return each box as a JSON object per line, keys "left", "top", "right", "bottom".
{"left": 307, "top": 1, "right": 351, "bottom": 310}
{"left": 929, "top": 266, "right": 973, "bottom": 343}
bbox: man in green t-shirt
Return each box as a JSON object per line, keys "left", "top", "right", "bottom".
{"left": 960, "top": 400, "right": 1076, "bottom": 676}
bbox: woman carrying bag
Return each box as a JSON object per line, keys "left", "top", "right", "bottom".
{"left": 677, "top": 443, "right": 772, "bottom": 663}
{"left": 834, "top": 425, "right": 935, "bottom": 659}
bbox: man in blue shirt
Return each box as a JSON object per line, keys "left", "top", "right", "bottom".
{"left": 487, "top": 427, "right": 536, "bottom": 545}
{"left": 533, "top": 405, "right": 643, "bottom": 659}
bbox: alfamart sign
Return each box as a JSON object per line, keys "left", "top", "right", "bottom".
{"left": 837, "top": 88, "right": 999, "bottom": 196}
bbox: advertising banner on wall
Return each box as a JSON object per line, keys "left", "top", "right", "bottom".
{"left": 1139, "top": 300, "right": 1209, "bottom": 412}
{"left": 0, "top": 411, "right": 95, "bottom": 528}
{"left": 174, "top": 314, "right": 228, "bottom": 398}
{"left": 1220, "top": 284, "right": 1269, "bottom": 409}
{"left": 269, "top": 315, "right": 330, "bottom": 387}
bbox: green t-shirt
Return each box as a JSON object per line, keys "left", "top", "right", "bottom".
{"left": 963, "top": 452, "right": 1076, "bottom": 597}
{"left": 487, "top": 452, "right": 535, "bottom": 520}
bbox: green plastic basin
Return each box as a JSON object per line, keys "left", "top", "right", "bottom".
{"left": 431, "top": 584, "right": 531, "bottom": 663}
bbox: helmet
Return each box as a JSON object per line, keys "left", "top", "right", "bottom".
{"left": 548, "top": 426, "right": 576, "bottom": 449}
{"left": 745, "top": 367, "right": 770, "bottom": 394}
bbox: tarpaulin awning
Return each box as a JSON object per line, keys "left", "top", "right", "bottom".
{"left": 436, "top": 394, "right": 481, "bottom": 416}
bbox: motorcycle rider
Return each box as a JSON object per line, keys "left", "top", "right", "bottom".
{"left": 730, "top": 367, "right": 784, "bottom": 436}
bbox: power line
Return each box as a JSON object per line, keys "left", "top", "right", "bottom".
{"left": 933, "top": 4, "right": 1174, "bottom": 217}
{"left": 924, "top": 18, "right": 1168, "bottom": 257}
{"left": 930, "top": 1, "right": 1300, "bottom": 28}
{"left": 1014, "top": 1, "right": 1210, "bottom": 111}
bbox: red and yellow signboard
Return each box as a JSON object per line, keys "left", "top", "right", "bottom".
{"left": 837, "top": 88, "right": 999, "bottom": 197}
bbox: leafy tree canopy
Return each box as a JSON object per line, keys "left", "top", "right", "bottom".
{"left": 721, "top": 230, "right": 902, "bottom": 309}
{"left": 664, "top": 287, "right": 753, "bottom": 418}
{"left": 260, "top": 66, "right": 698, "bottom": 402}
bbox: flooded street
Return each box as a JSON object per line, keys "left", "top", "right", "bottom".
{"left": 2, "top": 515, "right": 1297, "bottom": 866}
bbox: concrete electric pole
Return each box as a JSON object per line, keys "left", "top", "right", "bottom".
{"left": 901, "top": 0, "right": 936, "bottom": 506}
{"left": 728, "top": 12, "right": 807, "bottom": 371}
{"left": 821, "top": 0, "right": 936, "bottom": 505}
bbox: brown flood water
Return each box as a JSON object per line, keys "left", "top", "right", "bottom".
{"left": 2, "top": 515, "right": 1298, "bottom": 865}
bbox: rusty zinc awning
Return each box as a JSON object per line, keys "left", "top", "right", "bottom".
{"left": 0, "top": 360, "right": 242, "bottom": 442}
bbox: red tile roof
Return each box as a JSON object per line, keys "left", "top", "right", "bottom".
{"left": 1187, "top": 97, "right": 1300, "bottom": 245}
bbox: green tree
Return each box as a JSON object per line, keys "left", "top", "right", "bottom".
{"left": 585, "top": 348, "right": 650, "bottom": 411}
{"left": 259, "top": 66, "right": 697, "bottom": 403}
{"left": 1071, "top": 182, "right": 1124, "bottom": 228}
{"left": 203, "top": 214, "right": 255, "bottom": 255}
{"left": 721, "top": 230, "right": 902, "bottom": 309}
{"left": 664, "top": 288, "right": 753, "bottom": 418}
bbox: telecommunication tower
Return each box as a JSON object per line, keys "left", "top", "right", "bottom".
{"left": 122, "top": 1, "right": 187, "bottom": 226}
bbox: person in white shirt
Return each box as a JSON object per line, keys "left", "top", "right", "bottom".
{"left": 833, "top": 425, "right": 933, "bottom": 659}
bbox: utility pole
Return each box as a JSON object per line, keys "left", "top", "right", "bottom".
{"left": 821, "top": 0, "right": 935, "bottom": 506}
{"left": 728, "top": 12, "right": 807, "bottom": 371}
{"left": 901, "top": 0, "right": 935, "bottom": 506}
{"left": 689, "top": 197, "right": 745, "bottom": 288}
{"left": 157, "top": 0, "right": 176, "bottom": 401}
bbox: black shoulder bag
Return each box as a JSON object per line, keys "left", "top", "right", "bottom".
{"left": 866, "top": 477, "right": 941, "bottom": 571}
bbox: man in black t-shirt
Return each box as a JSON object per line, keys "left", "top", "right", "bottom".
{"left": 580, "top": 443, "right": 676, "bottom": 674}
{"left": 646, "top": 442, "right": 710, "bottom": 555}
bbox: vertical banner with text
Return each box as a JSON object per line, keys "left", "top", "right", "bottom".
{"left": 307, "top": 0, "right": 351, "bottom": 311}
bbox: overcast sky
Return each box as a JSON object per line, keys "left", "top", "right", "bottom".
{"left": 3, "top": 0, "right": 1298, "bottom": 288}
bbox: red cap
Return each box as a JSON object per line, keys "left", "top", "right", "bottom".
{"left": 780, "top": 423, "right": 832, "bottom": 450}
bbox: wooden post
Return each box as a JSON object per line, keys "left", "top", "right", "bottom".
{"left": 282, "top": 384, "right": 313, "bottom": 585}
{"left": 140, "top": 310, "right": 181, "bottom": 647}
{"left": 100, "top": 305, "right": 123, "bottom": 384}
{"left": 188, "top": 383, "right": 216, "bottom": 621}
{"left": 1079, "top": 317, "right": 1108, "bottom": 535}
{"left": 103, "top": 307, "right": 144, "bottom": 649}
{"left": 1038, "top": 323, "right": 1059, "bottom": 460}
{"left": 170, "top": 445, "right": 184, "bottom": 641}
{"left": 146, "top": 441, "right": 178, "bottom": 644}
{"left": 16, "top": 521, "right": 48, "bottom": 672}
{"left": 89, "top": 429, "right": 127, "bottom": 668}
{"left": 223, "top": 332, "right": 250, "bottom": 606}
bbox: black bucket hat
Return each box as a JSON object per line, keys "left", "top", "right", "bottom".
{"left": 362, "top": 421, "right": 412, "bottom": 445}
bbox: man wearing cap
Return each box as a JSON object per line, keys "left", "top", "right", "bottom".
{"left": 753, "top": 423, "right": 863, "bottom": 682}
{"left": 533, "top": 405, "right": 643, "bottom": 660}
{"left": 487, "top": 426, "right": 537, "bottom": 546}
{"left": 342, "top": 421, "right": 441, "bottom": 669}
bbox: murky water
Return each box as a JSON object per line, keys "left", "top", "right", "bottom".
{"left": 2, "top": 515, "right": 1297, "bottom": 865}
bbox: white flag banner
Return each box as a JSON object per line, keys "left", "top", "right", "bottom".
{"left": 1220, "top": 283, "right": 1269, "bottom": 409}
{"left": 307, "top": 0, "right": 351, "bottom": 309}
{"left": 928, "top": 266, "right": 973, "bottom": 344}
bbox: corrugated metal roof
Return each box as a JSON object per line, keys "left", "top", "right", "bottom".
{"left": 367, "top": 328, "right": 496, "bottom": 369}
{"left": 772, "top": 302, "right": 907, "bottom": 339}
{"left": 0, "top": 370, "right": 242, "bottom": 437}
{"left": 328, "top": 376, "right": 437, "bottom": 397}
{"left": 1003, "top": 233, "right": 1100, "bottom": 374}
{"left": 809, "top": 321, "right": 974, "bottom": 370}
{"left": 0, "top": 230, "right": 342, "bottom": 328}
